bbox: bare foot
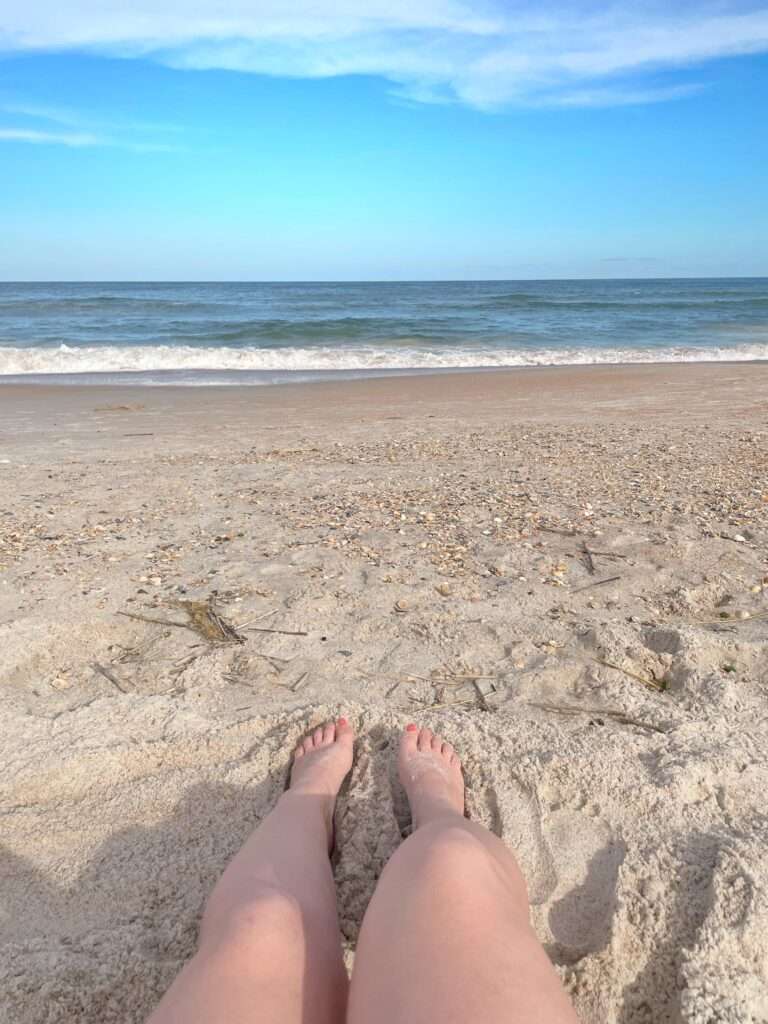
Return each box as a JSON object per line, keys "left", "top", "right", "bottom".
{"left": 291, "top": 717, "right": 354, "bottom": 801}
{"left": 398, "top": 724, "right": 465, "bottom": 829}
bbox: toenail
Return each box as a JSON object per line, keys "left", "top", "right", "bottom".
{"left": 406, "top": 723, "right": 418, "bottom": 731}
{"left": 338, "top": 717, "right": 348, "bottom": 726}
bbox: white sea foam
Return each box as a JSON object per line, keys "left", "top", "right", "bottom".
{"left": 1, "top": 342, "right": 767, "bottom": 377}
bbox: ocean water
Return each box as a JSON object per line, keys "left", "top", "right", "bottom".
{"left": 0, "top": 279, "right": 766, "bottom": 385}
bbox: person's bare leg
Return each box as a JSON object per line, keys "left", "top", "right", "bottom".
{"left": 147, "top": 718, "right": 353, "bottom": 1024}
{"left": 348, "top": 724, "right": 579, "bottom": 1024}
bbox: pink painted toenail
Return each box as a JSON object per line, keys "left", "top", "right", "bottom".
{"left": 406, "top": 723, "right": 418, "bottom": 732}
{"left": 338, "top": 717, "right": 348, "bottom": 726}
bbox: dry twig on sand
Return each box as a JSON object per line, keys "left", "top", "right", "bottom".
{"left": 178, "top": 599, "right": 246, "bottom": 643}
{"left": 247, "top": 626, "right": 309, "bottom": 637}
{"left": 581, "top": 541, "right": 596, "bottom": 575}
{"left": 222, "top": 673, "right": 257, "bottom": 689}
{"left": 114, "top": 629, "right": 169, "bottom": 663}
{"left": 49, "top": 694, "right": 102, "bottom": 720}
{"left": 406, "top": 671, "right": 498, "bottom": 686}
{"left": 526, "top": 700, "right": 665, "bottom": 733}
{"left": 118, "top": 610, "right": 188, "bottom": 629}
{"left": 592, "top": 657, "right": 664, "bottom": 692}
{"left": 410, "top": 694, "right": 479, "bottom": 711}
{"left": 235, "top": 609, "right": 280, "bottom": 628}
{"left": 118, "top": 597, "right": 246, "bottom": 644}
{"left": 251, "top": 650, "right": 294, "bottom": 671}
{"left": 92, "top": 662, "right": 129, "bottom": 694}
{"left": 572, "top": 575, "right": 621, "bottom": 594}
{"left": 291, "top": 671, "right": 310, "bottom": 692}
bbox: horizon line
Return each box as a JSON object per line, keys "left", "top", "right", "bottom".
{"left": 1, "top": 275, "right": 767, "bottom": 285}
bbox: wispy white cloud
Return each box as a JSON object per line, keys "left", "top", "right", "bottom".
{"left": 0, "top": 127, "right": 101, "bottom": 145}
{"left": 2, "top": 101, "right": 184, "bottom": 134}
{"left": 541, "top": 83, "right": 706, "bottom": 108}
{"left": 2, "top": 102, "right": 85, "bottom": 126}
{"left": 1, "top": 2, "right": 767, "bottom": 108}
{"left": 0, "top": 101, "right": 181, "bottom": 149}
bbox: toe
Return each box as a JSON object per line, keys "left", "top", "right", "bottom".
{"left": 323, "top": 722, "right": 336, "bottom": 745}
{"left": 302, "top": 736, "right": 315, "bottom": 755}
{"left": 294, "top": 744, "right": 305, "bottom": 759}
{"left": 312, "top": 726, "right": 324, "bottom": 747}
{"left": 336, "top": 717, "right": 354, "bottom": 744}
{"left": 441, "top": 741, "right": 454, "bottom": 760}
{"left": 431, "top": 732, "right": 443, "bottom": 753}
{"left": 401, "top": 723, "right": 419, "bottom": 754}
{"left": 418, "top": 727, "right": 433, "bottom": 752}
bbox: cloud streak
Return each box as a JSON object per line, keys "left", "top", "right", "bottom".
{"left": 1, "top": 2, "right": 768, "bottom": 108}
{"left": 0, "top": 127, "right": 101, "bottom": 146}
{"left": 0, "top": 105, "right": 180, "bottom": 150}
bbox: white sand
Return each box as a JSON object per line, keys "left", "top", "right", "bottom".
{"left": 1, "top": 364, "right": 767, "bottom": 1022}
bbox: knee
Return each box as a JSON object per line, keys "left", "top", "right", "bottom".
{"left": 411, "top": 821, "right": 529, "bottom": 909}
{"left": 414, "top": 822, "right": 494, "bottom": 877}
{"left": 200, "top": 882, "right": 305, "bottom": 951}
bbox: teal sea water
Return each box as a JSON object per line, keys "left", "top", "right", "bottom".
{"left": 0, "top": 278, "right": 766, "bottom": 385}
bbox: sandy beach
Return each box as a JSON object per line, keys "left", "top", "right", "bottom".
{"left": 1, "top": 361, "right": 767, "bottom": 1023}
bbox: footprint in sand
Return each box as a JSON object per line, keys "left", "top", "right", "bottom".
{"left": 377, "top": 743, "right": 623, "bottom": 970}
{"left": 542, "top": 810, "right": 625, "bottom": 964}
{"left": 486, "top": 780, "right": 624, "bottom": 964}
{"left": 483, "top": 778, "right": 559, "bottom": 906}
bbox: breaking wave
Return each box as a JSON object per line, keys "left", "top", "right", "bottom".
{"left": 1, "top": 341, "right": 767, "bottom": 378}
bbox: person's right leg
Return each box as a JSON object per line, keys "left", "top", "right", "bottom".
{"left": 347, "top": 724, "right": 579, "bottom": 1024}
{"left": 147, "top": 719, "right": 352, "bottom": 1024}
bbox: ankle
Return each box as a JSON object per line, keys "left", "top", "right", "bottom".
{"left": 278, "top": 790, "right": 335, "bottom": 844}
{"left": 411, "top": 795, "right": 465, "bottom": 831}
{"left": 279, "top": 788, "right": 333, "bottom": 817}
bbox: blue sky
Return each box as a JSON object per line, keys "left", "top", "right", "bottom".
{"left": 1, "top": 2, "right": 767, "bottom": 280}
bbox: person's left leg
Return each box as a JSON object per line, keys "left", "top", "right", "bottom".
{"left": 146, "top": 718, "right": 353, "bottom": 1024}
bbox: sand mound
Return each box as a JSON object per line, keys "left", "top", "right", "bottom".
{"left": 2, "top": 673, "right": 767, "bottom": 1022}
